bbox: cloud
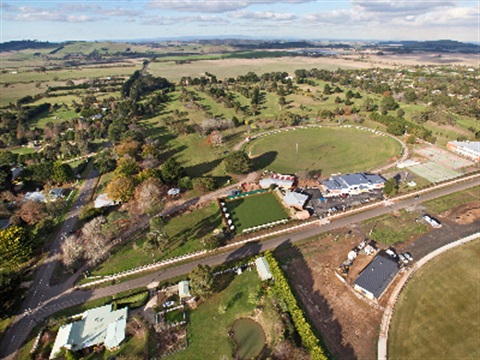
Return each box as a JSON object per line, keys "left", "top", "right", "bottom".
{"left": 232, "top": 10, "right": 296, "bottom": 21}
{"left": 1, "top": 2, "right": 142, "bottom": 22}
{"left": 305, "top": 1, "right": 477, "bottom": 28}
{"left": 142, "top": 14, "right": 230, "bottom": 26}
{"left": 147, "top": 0, "right": 314, "bottom": 13}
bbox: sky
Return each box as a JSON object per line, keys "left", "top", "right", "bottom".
{"left": 1, "top": 0, "right": 479, "bottom": 43}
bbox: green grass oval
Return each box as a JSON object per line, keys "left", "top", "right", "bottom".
{"left": 388, "top": 240, "right": 480, "bottom": 359}
{"left": 247, "top": 127, "right": 402, "bottom": 176}
{"left": 232, "top": 318, "right": 266, "bottom": 359}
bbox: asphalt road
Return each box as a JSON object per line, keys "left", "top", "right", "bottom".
{"left": 0, "top": 175, "right": 478, "bottom": 359}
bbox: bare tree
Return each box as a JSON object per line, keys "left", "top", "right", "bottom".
{"left": 61, "top": 235, "right": 84, "bottom": 269}
{"left": 81, "top": 216, "right": 110, "bottom": 265}
{"left": 134, "top": 178, "right": 167, "bottom": 215}
{"left": 208, "top": 130, "right": 223, "bottom": 146}
{"left": 17, "top": 200, "right": 46, "bottom": 225}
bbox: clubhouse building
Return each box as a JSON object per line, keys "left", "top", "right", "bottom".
{"left": 446, "top": 141, "right": 480, "bottom": 162}
{"left": 320, "top": 173, "right": 386, "bottom": 196}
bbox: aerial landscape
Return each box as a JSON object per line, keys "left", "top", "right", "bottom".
{"left": 0, "top": 1, "right": 479, "bottom": 360}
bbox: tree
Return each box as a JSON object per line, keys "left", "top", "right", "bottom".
{"left": 201, "top": 235, "right": 221, "bottom": 250}
{"left": 81, "top": 216, "right": 109, "bottom": 265}
{"left": 0, "top": 267, "right": 22, "bottom": 315}
{"left": 52, "top": 162, "right": 74, "bottom": 184}
{"left": 0, "top": 165, "right": 13, "bottom": 192}
{"left": 189, "top": 264, "right": 214, "bottom": 299}
{"left": 106, "top": 177, "right": 136, "bottom": 202}
{"left": 223, "top": 151, "right": 251, "bottom": 174}
{"left": 383, "top": 178, "right": 399, "bottom": 197}
{"left": 115, "top": 156, "right": 140, "bottom": 177}
{"left": 61, "top": 235, "right": 84, "bottom": 269}
{"left": 134, "top": 177, "right": 167, "bottom": 215}
{"left": 161, "top": 158, "right": 185, "bottom": 184}
{"left": 17, "top": 200, "right": 46, "bottom": 225}
{"left": 0, "top": 226, "right": 32, "bottom": 267}
{"left": 116, "top": 138, "right": 141, "bottom": 158}
{"left": 94, "top": 150, "right": 117, "bottom": 174}
{"left": 323, "top": 84, "right": 332, "bottom": 95}
{"left": 192, "top": 176, "right": 216, "bottom": 194}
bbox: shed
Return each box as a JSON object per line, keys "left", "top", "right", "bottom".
{"left": 178, "top": 280, "right": 191, "bottom": 299}
{"left": 255, "top": 257, "right": 273, "bottom": 281}
{"left": 24, "top": 191, "right": 46, "bottom": 203}
{"left": 354, "top": 252, "right": 399, "bottom": 301}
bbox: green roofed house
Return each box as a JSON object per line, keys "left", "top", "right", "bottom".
{"left": 178, "top": 280, "right": 191, "bottom": 299}
{"left": 50, "top": 304, "right": 127, "bottom": 359}
{"left": 255, "top": 257, "right": 273, "bottom": 281}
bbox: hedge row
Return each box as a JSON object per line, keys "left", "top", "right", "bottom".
{"left": 265, "top": 251, "right": 328, "bottom": 360}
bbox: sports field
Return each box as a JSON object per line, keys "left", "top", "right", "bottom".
{"left": 247, "top": 127, "right": 402, "bottom": 175}
{"left": 225, "top": 192, "right": 289, "bottom": 232}
{"left": 388, "top": 240, "right": 480, "bottom": 359}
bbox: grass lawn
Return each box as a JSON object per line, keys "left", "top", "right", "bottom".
{"left": 225, "top": 192, "right": 289, "bottom": 232}
{"left": 169, "top": 270, "right": 260, "bottom": 360}
{"left": 424, "top": 185, "right": 480, "bottom": 214}
{"left": 92, "top": 203, "right": 222, "bottom": 276}
{"left": 362, "top": 210, "right": 429, "bottom": 245}
{"left": 247, "top": 127, "right": 402, "bottom": 176}
{"left": 388, "top": 239, "right": 480, "bottom": 359}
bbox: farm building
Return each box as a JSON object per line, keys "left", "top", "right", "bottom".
{"left": 446, "top": 141, "right": 480, "bottom": 162}
{"left": 353, "top": 252, "right": 399, "bottom": 302}
{"left": 50, "top": 304, "right": 127, "bottom": 359}
{"left": 283, "top": 191, "right": 309, "bottom": 210}
{"left": 255, "top": 257, "right": 273, "bottom": 281}
{"left": 259, "top": 174, "right": 295, "bottom": 189}
{"left": 321, "top": 173, "right": 386, "bottom": 195}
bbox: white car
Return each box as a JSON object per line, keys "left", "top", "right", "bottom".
{"left": 163, "top": 301, "right": 175, "bottom": 308}
{"left": 404, "top": 252, "right": 413, "bottom": 262}
{"left": 386, "top": 249, "right": 397, "bottom": 258}
{"left": 398, "top": 253, "right": 409, "bottom": 264}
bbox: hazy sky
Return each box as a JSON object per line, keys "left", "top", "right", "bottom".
{"left": 1, "top": 1, "right": 478, "bottom": 42}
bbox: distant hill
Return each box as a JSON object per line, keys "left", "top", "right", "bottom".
{"left": 0, "top": 40, "right": 60, "bottom": 52}
{"left": 377, "top": 40, "right": 479, "bottom": 54}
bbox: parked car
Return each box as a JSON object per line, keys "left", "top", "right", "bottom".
{"left": 404, "top": 252, "right": 413, "bottom": 262}
{"left": 163, "top": 301, "right": 175, "bottom": 308}
{"left": 398, "top": 253, "right": 409, "bottom": 264}
{"left": 386, "top": 249, "right": 397, "bottom": 258}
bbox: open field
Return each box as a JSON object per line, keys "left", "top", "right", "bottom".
{"left": 147, "top": 56, "right": 373, "bottom": 81}
{"left": 247, "top": 127, "right": 402, "bottom": 175}
{"left": 362, "top": 209, "right": 430, "bottom": 245}
{"left": 424, "top": 185, "right": 480, "bottom": 213}
{"left": 92, "top": 203, "right": 221, "bottom": 276}
{"left": 388, "top": 239, "right": 480, "bottom": 359}
{"left": 225, "top": 192, "right": 289, "bottom": 232}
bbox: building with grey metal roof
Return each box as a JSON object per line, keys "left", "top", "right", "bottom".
{"left": 353, "top": 252, "right": 399, "bottom": 301}
{"left": 283, "top": 191, "right": 309, "bottom": 210}
{"left": 321, "top": 172, "right": 386, "bottom": 195}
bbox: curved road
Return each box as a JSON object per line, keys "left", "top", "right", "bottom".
{"left": 1, "top": 175, "right": 478, "bottom": 359}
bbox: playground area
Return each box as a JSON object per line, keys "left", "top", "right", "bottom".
{"left": 222, "top": 192, "right": 289, "bottom": 233}
{"left": 406, "top": 161, "right": 461, "bottom": 183}
{"left": 415, "top": 146, "right": 473, "bottom": 169}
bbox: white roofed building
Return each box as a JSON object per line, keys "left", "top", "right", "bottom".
{"left": 447, "top": 141, "right": 480, "bottom": 162}
{"left": 283, "top": 191, "right": 309, "bottom": 210}
{"left": 255, "top": 257, "right": 273, "bottom": 281}
{"left": 321, "top": 173, "right": 386, "bottom": 196}
{"left": 50, "top": 304, "right": 127, "bottom": 359}
{"left": 259, "top": 174, "right": 295, "bottom": 189}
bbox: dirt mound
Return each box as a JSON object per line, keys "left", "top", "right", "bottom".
{"left": 444, "top": 201, "right": 480, "bottom": 225}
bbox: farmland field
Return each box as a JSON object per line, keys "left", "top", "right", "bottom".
{"left": 247, "top": 126, "right": 402, "bottom": 175}
{"left": 225, "top": 192, "right": 289, "bottom": 232}
{"left": 388, "top": 239, "right": 480, "bottom": 359}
